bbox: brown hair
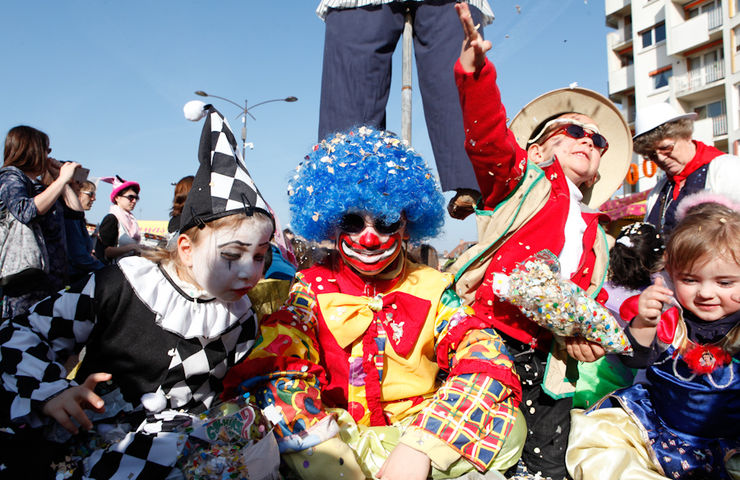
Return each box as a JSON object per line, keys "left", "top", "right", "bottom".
{"left": 80, "top": 180, "right": 96, "bottom": 192}
{"left": 142, "top": 211, "right": 274, "bottom": 279}
{"left": 170, "top": 175, "right": 194, "bottom": 218}
{"left": 633, "top": 118, "right": 694, "bottom": 156}
{"left": 3, "top": 125, "right": 50, "bottom": 175}
{"left": 665, "top": 202, "right": 740, "bottom": 275}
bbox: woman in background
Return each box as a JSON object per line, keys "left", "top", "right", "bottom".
{"left": 0, "top": 126, "right": 79, "bottom": 318}
{"left": 95, "top": 175, "right": 143, "bottom": 262}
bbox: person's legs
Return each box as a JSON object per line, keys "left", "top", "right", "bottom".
{"left": 318, "top": 5, "right": 406, "bottom": 141}
{"left": 411, "top": 0, "right": 480, "bottom": 192}
{"left": 504, "top": 337, "right": 572, "bottom": 480}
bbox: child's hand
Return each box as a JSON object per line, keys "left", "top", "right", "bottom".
{"left": 455, "top": 2, "right": 492, "bottom": 73}
{"left": 565, "top": 336, "right": 606, "bottom": 362}
{"left": 376, "top": 443, "right": 431, "bottom": 480}
{"left": 42, "top": 372, "right": 111, "bottom": 434}
{"left": 635, "top": 277, "right": 673, "bottom": 328}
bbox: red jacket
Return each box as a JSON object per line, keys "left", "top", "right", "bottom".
{"left": 455, "top": 59, "right": 609, "bottom": 349}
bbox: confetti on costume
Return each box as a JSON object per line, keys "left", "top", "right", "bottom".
{"left": 492, "top": 250, "right": 633, "bottom": 354}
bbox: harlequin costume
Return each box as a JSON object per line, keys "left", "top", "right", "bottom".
{"left": 450, "top": 58, "right": 632, "bottom": 478}
{"left": 223, "top": 127, "right": 526, "bottom": 479}
{"left": 567, "top": 299, "right": 740, "bottom": 479}
{"left": 0, "top": 105, "right": 280, "bottom": 479}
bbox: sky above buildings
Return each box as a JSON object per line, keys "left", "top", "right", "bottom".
{"left": 1, "top": 0, "right": 611, "bottom": 252}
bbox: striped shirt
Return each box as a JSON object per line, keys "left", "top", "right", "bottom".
{"left": 316, "top": 0, "right": 495, "bottom": 26}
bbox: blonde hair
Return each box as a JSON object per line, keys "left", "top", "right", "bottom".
{"left": 142, "top": 212, "right": 274, "bottom": 271}
{"left": 665, "top": 202, "right": 740, "bottom": 274}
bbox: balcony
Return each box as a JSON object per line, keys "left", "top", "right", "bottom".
{"left": 676, "top": 61, "right": 725, "bottom": 91}
{"left": 674, "top": 63, "right": 726, "bottom": 103}
{"left": 711, "top": 112, "right": 728, "bottom": 136}
{"left": 706, "top": 7, "right": 723, "bottom": 30}
{"left": 608, "top": 64, "right": 635, "bottom": 96}
{"left": 606, "top": 0, "right": 631, "bottom": 28}
{"left": 667, "top": 11, "right": 721, "bottom": 56}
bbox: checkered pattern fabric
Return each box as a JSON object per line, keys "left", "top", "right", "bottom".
{"left": 179, "top": 107, "right": 271, "bottom": 232}
{"left": 156, "top": 319, "right": 257, "bottom": 411}
{"left": 84, "top": 412, "right": 192, "bottom": 478}
{"left": 207, "top": 112, "right": 268, "bottom": 214}
{"left": 0, "top": 275, "right": 97, "bottom": 426}
{"left": 411, "top": 371, "right": 518, "bottom": 470}
{"left": 0, "top": 264, "right": 260, "bottom": 478}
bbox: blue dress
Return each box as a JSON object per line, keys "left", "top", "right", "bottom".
{"left": 599, "top": 309, "right": 739, "bottom": 479}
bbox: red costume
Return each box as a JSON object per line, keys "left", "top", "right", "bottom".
{"left": 453, "top": 59, "right": 609, "bottom": 351}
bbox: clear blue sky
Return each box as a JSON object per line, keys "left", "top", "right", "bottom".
{"left": 1, "top": 0, "right": 611, "bottom": 253}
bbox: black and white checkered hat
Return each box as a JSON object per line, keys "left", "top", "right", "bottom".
{"left": 180, "top": 105, "right": 272, "bottom": 232}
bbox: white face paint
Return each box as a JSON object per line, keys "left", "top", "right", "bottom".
{"left": 189, "top": 219, "right": 273, "bottom": 302}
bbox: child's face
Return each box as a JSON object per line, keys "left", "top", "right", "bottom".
{"left": 187, "top": 219, "right": 272, "bottom": 302}
{"left": 529, "top": 113, "right": 603, "bottom": 187}
{"left": 672, "top": 255, "right": 740, "bottom": 322}
{"left": 337, "top": 212, "right": 406, "bottom": 276}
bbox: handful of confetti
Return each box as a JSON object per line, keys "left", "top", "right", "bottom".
{"left": 492, "top": 250, "right": 632, "bottom": 354}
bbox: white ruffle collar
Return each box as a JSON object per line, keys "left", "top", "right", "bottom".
{"left": 118, "top": 256, "right": 253, "bottom": 339}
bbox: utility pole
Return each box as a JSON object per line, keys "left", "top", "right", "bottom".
{"left": 401, "top": 10, "right": 413, "bottom": 145}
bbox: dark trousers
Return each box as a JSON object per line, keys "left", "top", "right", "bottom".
{"left": 319, "top": 1, "right": 481, "bottom": 191}
{"left": 504, "top": 335, "right": 572, "bottom": 480}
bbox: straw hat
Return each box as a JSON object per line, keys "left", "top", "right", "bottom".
{"left": 509, "top": 87, "right": 632, "bottom": 209}
{"left": 633, "top": 102, "right": 697, "bottom": 140}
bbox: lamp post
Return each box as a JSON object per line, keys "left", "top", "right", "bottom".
{"left": 194, "top": 91, "right": 298, "bottom": 161}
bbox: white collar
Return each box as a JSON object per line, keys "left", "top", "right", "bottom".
{"left": 565, "top": 176, "right": 584, "bottom": 202}
{"left": 118, "top": 256, "right": 254, "bottom": 339}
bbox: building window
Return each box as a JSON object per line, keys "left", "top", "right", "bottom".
{"left": 654, "top": 22, "right": 666, "bottom": 43}
{"left": 619, "top": 53, "right": 634, "bottom": 67}
{"left": 650, "top": 66, "right": 673, "bottom": 89}
{"left": 623, "top": 15, "right": 632, "bottom": 43}
{"left": 641, "top": 30, "right": 651, "bottom": 48}
{"left": 640, "top": 22, "right": 666, "bottom": 49}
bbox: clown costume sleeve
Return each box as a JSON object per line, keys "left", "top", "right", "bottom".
{"left": 222, "top": 259, "right": 525, "bottom": 476}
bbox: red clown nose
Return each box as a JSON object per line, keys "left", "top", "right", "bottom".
{"left": 359, "top": 230, "right": 381, "bottom": 249}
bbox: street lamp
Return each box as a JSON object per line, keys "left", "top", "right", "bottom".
{"left": 194, "top": 90, "right": 298, "bottom": 160}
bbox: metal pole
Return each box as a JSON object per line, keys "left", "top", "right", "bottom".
{"left": 401, "top": 10, "right": 413, "bottom": 145}
{"left": 242, "top": 99, "right": 248, "bottom": 161}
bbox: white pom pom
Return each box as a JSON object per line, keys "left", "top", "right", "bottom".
{"left": 140, "top": 391, "right": 168, "bottom": 412}
{"left": 183, "top": 100, "right": 207, "bottom": 121}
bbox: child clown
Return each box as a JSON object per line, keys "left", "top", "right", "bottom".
{"left": 0, "top": 105, "right": 278, "bottom": 479}
{"left": 223, "top": 127, "right": 526, "bottom": 480}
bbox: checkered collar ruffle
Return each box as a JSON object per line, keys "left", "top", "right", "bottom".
{"left": 118, "top": 256, "right": 253, "bottom": 339}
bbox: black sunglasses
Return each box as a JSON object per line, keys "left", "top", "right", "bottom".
{"left": 121, "top": 194, "right": 140, "bottom": 201}
{"left": 339, "top": 213, "right": 403, "bottom": 235}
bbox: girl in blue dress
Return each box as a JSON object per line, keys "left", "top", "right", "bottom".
{"left": 567, "top": 193, "right": 740, "bottom": 480}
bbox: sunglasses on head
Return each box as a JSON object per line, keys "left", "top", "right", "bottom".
{"left": 541, "top": 124, "right": 609, "bottom": 154}
{"left": 121, "top": 194, "right": 139, "bottom": 202}
{"left": 339, "top": 213, "right": 403, "bottom": 235}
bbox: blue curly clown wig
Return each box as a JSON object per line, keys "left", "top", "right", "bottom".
{"left": 288, "top": 127, "right": 445, "bottom": 243}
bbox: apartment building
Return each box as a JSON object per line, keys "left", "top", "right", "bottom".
{"left": 605, "top": 0, "right": 740, "bottom": 192}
